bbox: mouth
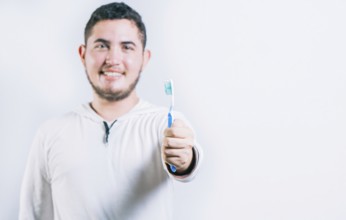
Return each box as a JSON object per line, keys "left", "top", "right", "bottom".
{"left": 103, "top": 71, "right": 123, "bottom": 77}
{"left": 100, "top": 70, "right": 125, "bottom": 81}
{"left": 98, "top": 71, "right": 124, "bottom": 84}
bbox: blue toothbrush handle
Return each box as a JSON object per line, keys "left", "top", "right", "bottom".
{"left": 168, "top": 112, "right": 173, "bottom": 128}
{"left": 169, "top": 164, "right": 177, "bottom": 173}
{"left": 167, "top": 112, "right": 177, "bottom": 173}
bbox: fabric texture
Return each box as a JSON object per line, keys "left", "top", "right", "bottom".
{"left": 19, "top": 100, "right": 202, "bottom": 220}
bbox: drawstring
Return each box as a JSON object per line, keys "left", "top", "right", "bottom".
{"left": 103, "top": 120, "right": 117, "bottom": 144}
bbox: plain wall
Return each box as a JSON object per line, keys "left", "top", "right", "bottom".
{"left": 1, "top": 0, "right": 346, "bottom": 219}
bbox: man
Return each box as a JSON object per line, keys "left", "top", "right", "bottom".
{"left": 19, "top": 2, "right": 202, "bottom": 220}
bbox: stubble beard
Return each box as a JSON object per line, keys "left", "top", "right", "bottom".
{"left": 86, "top": 72, "right": 140, "bottom": 102}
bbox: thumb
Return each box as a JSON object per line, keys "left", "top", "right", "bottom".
{"left": 171, "top": 119, "right": 185, "bottom": 128}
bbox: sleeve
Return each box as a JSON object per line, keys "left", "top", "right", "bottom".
{"left": 19, "top": 129, "right": 54, "bottom": 220}
{"left": 159, "top": 111, "right": 204, "bottom": 183}
{"left": 170, "top": 142, "right": 203, "bottom": 183}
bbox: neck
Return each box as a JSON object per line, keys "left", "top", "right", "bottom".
{"left": 91, "top": 91, "right": 139, "bottom": 122}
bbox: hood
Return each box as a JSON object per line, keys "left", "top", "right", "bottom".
{"left": 73, "top": 99, "right": 167, "bottom": 123}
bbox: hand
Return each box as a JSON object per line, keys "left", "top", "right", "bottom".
{"left": 162, "top": 119, "right": 195, "bottom": 174}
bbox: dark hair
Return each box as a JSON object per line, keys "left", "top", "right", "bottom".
{"left": 84, "top": 2, "right": 147, "bottom": 49}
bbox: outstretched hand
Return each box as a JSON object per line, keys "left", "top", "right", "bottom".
{"left": 162, "top": 119, "right": 195, "bottom": 174}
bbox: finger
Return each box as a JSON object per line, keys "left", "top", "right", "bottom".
{"left": 171, "top": 119, "right": 185, "bottom": 128}
{"left": 163, "top": 148, "right": 193, "bottom": 169}
{"left": 165, "top": 157, "right": 188, "bottom": 169}
{"left": 164, "top": 126, "right": 194, "bottom": 138}
{"left": 164, "top": 147, "right": 192, "bottom": 158}
{"left": 162, "top": 137, "right": 194, "bottom": 149}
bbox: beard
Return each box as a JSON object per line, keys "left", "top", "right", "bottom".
{"left": 86, "top": 72, "right": 140, "bottom": 102}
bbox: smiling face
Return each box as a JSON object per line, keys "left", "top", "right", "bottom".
{"left": 79, "top": 19, "right": 150, "bottom": 102}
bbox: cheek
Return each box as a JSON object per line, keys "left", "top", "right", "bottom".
{"left": 123, "top": 56, "right": 133, "bottom": 67}
{"left": 86, "top": 52, "right": 106, "bottom": 69}
{"left": 124, "top": 55, "right": 143, "bottom": 70}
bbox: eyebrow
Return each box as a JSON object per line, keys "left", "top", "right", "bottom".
{"left": 93, "top": 38, "right": 110, "bottom": 45}
{"left": 92, "top": 39, "right": 137, "bottom": 48}
{"left": 121, "top": 41, "right": 137, "bottom": 47}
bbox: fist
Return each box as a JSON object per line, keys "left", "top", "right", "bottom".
{"left": 162, "top": 119, "right": 195, "bottom": 174}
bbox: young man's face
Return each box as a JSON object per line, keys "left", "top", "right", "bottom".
{"left": 79, "top": 19, "right": 150, "bottom": 101}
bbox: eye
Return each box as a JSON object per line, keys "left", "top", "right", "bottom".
{"left": 123, "top": 44, "right": 134, "bottom": 51}
{"left": 95, "top": 43, "right": 108, "bottom": 50}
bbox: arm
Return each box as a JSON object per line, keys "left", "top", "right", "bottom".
{"left": 19, "top": 130, "right": 54, "bottom": 220}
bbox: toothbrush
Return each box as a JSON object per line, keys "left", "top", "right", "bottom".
{"left": 164, "top": 79, "right": 177, "bottom": 173}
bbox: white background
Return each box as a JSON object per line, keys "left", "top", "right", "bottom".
{"left": 1, "top": 0, "right": 346, "bottom": 219}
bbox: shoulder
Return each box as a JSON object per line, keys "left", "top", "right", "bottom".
{"left": 122, "top": 100, "right": 167, "bottom": 121}
{"left": 37, "top": 111, "right": 80, "bottom": 140}
{"left": 131, "top": 100, "right": 187, "bottom": 122}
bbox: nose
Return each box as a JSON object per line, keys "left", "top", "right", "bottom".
{"left": 105, "top": 47, "right": 122, "bottom": 65}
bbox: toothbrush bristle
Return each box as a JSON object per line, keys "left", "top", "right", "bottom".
{"left": 164, "top": 81, "right": 173, "bottom": 95}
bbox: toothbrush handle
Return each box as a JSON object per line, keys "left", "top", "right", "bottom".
{"left": 169, "top": 164, "right": 177, "bottom": 173}
{"left": 168, "top": 112, "right": 173, "bottom": 128}
{"left": 167, "top": 112, "right": 177, "bottom": 173}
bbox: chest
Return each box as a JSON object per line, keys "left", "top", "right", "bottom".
{"left": 46, "top": 118, "right": 165, "bottom": 186}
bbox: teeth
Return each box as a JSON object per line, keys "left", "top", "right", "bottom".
{"left": 104, "top": 72, "right": 122, "bottom": 77}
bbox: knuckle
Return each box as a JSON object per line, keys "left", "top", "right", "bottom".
{"left": 167, "top": 138, "right": 174, "bottom": 147}
{"left": 165, "top": 149, "right": 173, "bottom": 155}
{"left": 169, "top": 128, "right": 178, "bottom": 137}
{"left": 162, "top": 138, "right": 168, "bottom": 146}
{"left": 162, "top": 154, "right": 167, "bottom": 161}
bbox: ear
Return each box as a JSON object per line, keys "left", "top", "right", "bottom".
{"left": 78, "top": 44, "right": 86, "bottom": 67}
{"left": 141, "top": 49, "right": 151, "bottom": 70}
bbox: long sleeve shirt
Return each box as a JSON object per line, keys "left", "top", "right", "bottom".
{"left": 19, "top": 100, "right": 202, "bottom": 220}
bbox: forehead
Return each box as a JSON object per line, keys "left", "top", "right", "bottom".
{"left": 88, "top": 19, "right": 141, "bottom": 43}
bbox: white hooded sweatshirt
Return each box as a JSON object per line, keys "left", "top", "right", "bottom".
{"left": 19, "top": 100, "right": 202, "bottom": 220}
